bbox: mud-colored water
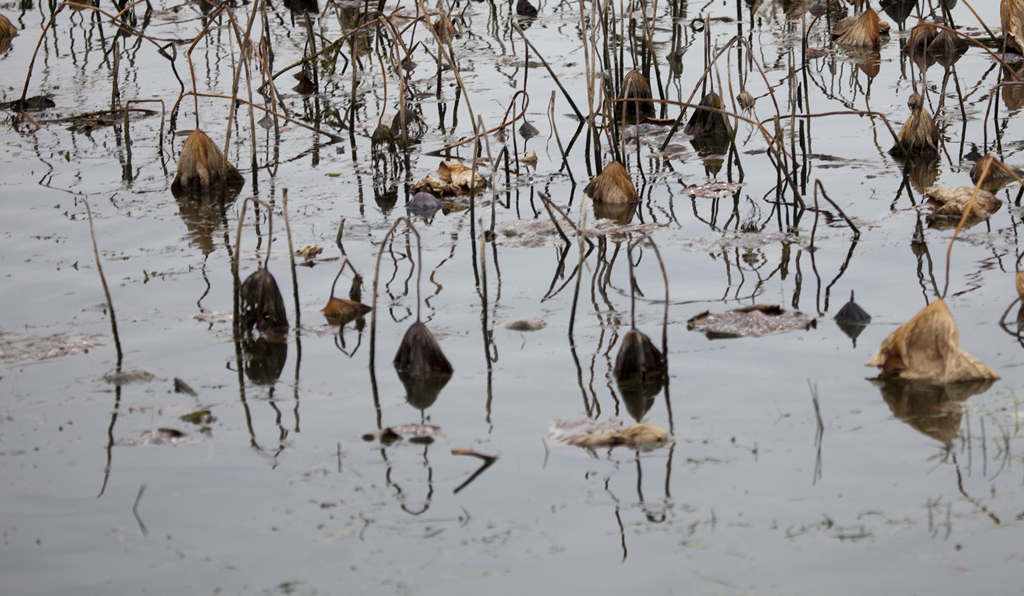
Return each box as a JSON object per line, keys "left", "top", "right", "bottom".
{"left": 2, "top": 0, "right": 1024, "bottom": 594}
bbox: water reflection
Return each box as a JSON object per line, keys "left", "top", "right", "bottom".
{"left": 870, "top": 377, "right": 994, "bottom": 444}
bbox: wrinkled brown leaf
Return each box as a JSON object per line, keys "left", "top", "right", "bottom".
{"left": 297, "top": 245, "right": 323, "bottom": 259}
{"left": 548, "top": 419, "right": 669, "bottom": 449}
{"left": 584, "top": 161, "right": 637, "bottom": 204}
{"left": 866, "top": 299, "right": 998, "bottom": 384}
{"left": 1003, "top": 0, "right": 1024, "bottom": 54}
{"left": 322, "top": 297, "right": 371, "bottom": 326}
{"left": 923, "top": 185, "right": 1001, "bottom": 228}
{"left": 687, "top": 304, "right": 816, "bottom": 338}
{"left": 411, "top": 161, "right": 486, "bottom": 197}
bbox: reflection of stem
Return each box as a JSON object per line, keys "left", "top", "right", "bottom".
{"left": 953, "top": 454, "right": 1000, "bottom": 525}
{"left": 452, "top": 449, "right": 497, "bottom": 494}
{"left": 97, "top": 383, "right": 121, "bottom": 498}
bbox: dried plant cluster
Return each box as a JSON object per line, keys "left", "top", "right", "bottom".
{"left": 907, "top": 21, "right": 968, "bottom": 68}
{"left": 890, "top": 94, "right": 939, "bottom": 158}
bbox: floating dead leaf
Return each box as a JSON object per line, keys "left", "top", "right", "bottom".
{"left": 584, "top": 161, "right": 637, "bottom": 204}
{"left": 0, "top": 95, "right": 55, "bottom": 111}
{"left": 293, "top": 70, "right": 316, "bottom": 95}
{"left": 362, "top": 424, "right": 441, "bottom": 445}
{"left": 520, "top": 152, "right": 538, "bottom": 167}
{"left": 1003, "top": 0, "right": 1024, "bottom": 54}
{"left": 548, "top": 419, "right": 669, "bottom": 450}
{"left": 871, "top": 377, "right": 994, "bottom": 444}
{"left": 616, "top": 69, "right": 654, "bottom": 122}
{"left": 685, "top": 181, "right": 742, "bottom": 198}
{"left": 118, "top": 428, "right": 195, "bottom": 447}
{"left": 239, "top": 268, "right": 289, "bottom": 340}
{"left": 687, "top": 304, "right": 816, "bottom": 339}
{"left": 103, "top": 369, "right": 156, "bottom": 386}
{"left": 907, "top": 21, "right": 968, "bottom": 69}
{"left": 970, "top": 155, "right": 1019, "bottom": 191}
{"left": 833, "top": 8, "right": 887, "bottom": 49}
{"left": 322, "top": 297, "right": 372, "bottom": 326}
{"left": 923, "top": 185, "right": 1001, "bottom": 228}
{"left": 173, "top": 377, "right": 198, "bottom": 396}
{"left": 0, "top": 330, "right": 101, "bottom": 363}
{"left": 411, "top": 161, "right": 486, "bottom": 197}
{"left": 171, "top": 129, "right": 244, "bottom": 197}
{"left": 500, "top": 318, "right": 546, "bottom": 331}
{"left": 296, "top": 245, "right": 323, "bottom": 260}
{"left": 866, "top": 299, "right": 998, "bottom": 384}
{"left": 890, "top": 93, "right": 938, "bottom": 158}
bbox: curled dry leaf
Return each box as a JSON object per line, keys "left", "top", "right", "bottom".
{"left": 171, "top": 129, "right": 244, "bottom": 197}
{"left": 890, "top": 94, "right": 938, "bottom": 158}
{"left": 617, "top": 69, "right": 654, "bottom": 121}
{"left": 833, "top": 8, "right": 885, "bottom": 49}
{"left": 519, "top": 152, "right": 538, "bottom": 167}
{"left": 322, "top": 297, "right": 371, "bottom": 326}
{"left": 583, "top": 161, "right": 637, "bottom": 204}
{"left": 411, "top": 161, "right": 486, "bottom": 197}
{"left": 548, "top": 419, "right": 669, "bottom": 450}
{"left": 687, "top": 304, "right": 816, "bottom": 339}
{"left": 296, "top": 245, "right": 323, "bottom": 260}
{"left": 970, "top": 155, "right": 1019, "bottom": 191}
{"left": 866, "top": 299, "right": 998, "bottom": 384}
{"left": 1003, "top": 0, "right": 1024, "bottom": 54}
{"left": 923, "top": 185, "right": 1001, "bottom": 227}
{"left": 907, "top": 21, "right": 968, "bottom": 69}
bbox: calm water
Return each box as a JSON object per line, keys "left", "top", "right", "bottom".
{"left": 2, "top": 0, "right": 1024, "bottom": 594}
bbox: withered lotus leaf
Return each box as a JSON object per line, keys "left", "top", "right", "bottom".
{"left": 321, "top": 297, "right": 371, "bottom": 326}
{"left": 617, "top": 69, "right": 654, "bottom": 121}
{"left": 411, "top": 161, "right": 486, "bottom": 197}
{"left": 393, "top": 321, "right": 453, "bottom": 378}
{"left": 924, "top": 186, "right": 1001, "bottom": 223}
{"left": 866, "top": 299, "right": 998, "bottom": 384}
{"left": 171, "top": 129, "right": 244, "bottom": 197}
{"left": 970, "top": 155, "right": 1019, "bottom": 190}
{"left": 0, "top": 14, "right": 17, "bottom": 39}
{"left": 239, "top": 268, "right": 289, "bottom": 340}
{"left": 583, "top": 161, "right": 638, "bottom": 204}
{"left": 684, "top": 92, "right": 733, "bottom": 144}
{"left": 833, "top": 8, "right": 885, "bottom": 49}
{"left": 1002, "top": 0, "right": 1024, "bottom": 54}
{"left": 564, "top": 422, "right": 669, "bottom": 449}
{"left": 687, "top": 304, "right": 815, "bottom": 338}
{"left": 613, "top": 328, "right": 665, "bottom": 382}
{"left": 890, "top": 94, "right": 938, "bottom": 158}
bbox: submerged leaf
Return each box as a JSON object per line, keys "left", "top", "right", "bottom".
{"left": 866, "top": 299, "right": 998, "bottom": 384}
{"left": 584, "top": 161, "right": 638, "bottom": 204}
{"left": 687, "top": 304, "right": 816, "bottom": 338}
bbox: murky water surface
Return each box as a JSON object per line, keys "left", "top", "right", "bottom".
{"left": 2, "top": 0, "right": 1024, "bottom": 594}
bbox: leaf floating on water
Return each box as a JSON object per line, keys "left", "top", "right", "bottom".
{"left": 500, "top": 318, "right": 546, "bottom": 331}
{"left": 923, "top": 185, "right": 1001, "bottom": 229}
{"left": 296, "top": 245, "right": 323, "bottom": 260}
{"left": 548, "top": 419, "right": 669, "bottom": 450}
{"left": 362, "top": 424, "right": 442, "bottom": 445}
{"left": 179, "top": 410, "right": 215, "bottom": 425}
{"left": 687, "top": 304, "right": 816, "bottom": 339}
{"left": 866, "top": 299, "right": 998, "bottom": 384}
{"left": 685, "top": 181, "right": 742, "bottom": 198}
{"left": 321, "top": 297, "right": 371, "bottom": 326}
{"left": 970, "top": 155, "right": 1019, "bottom": 191}
{"left": 173, "top": 377, "right": 198, "bottom": 396}
{"left": 171, "top": 129, "right": 244, "bottom": 197}
{"left": 411, "top": 161, "right": 486, "bottom": 197}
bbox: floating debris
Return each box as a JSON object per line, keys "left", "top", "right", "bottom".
{"left": 173, "top": 377, "right": 198, "bottom": 396}
{"left": 923, "top": 185, "right": 1001, "bottom": 228}
{"left": 296, "top": 245, "right": 323, "bottom": 260}
{"left": 584, "top": 161, "right": 637, "bottom": 204}
{"left": 0, "top": 330, "right": 101, "bottom": 363}
{"left": 103, "top": 369, "right": 156, "bottom": 386}
{"left": 170, "top": 129, "right": 244, "bottom": 197}
{"left": 548, "top": 419, "right": 669, "bottom": 450}
{"left": 179, "top": 410, "right": 215, "bottom": 426}
{"left": 411, "top": 161, "right": 486, "bottom": 197}
{"left": 688, "top": 304, "right": 816, "bottom": 339}
{"left": 866, "top": 299, "right": 998, "bottom": 384}
{"left": 500, "top": 318, "right": 546, "bottom": 331}
{"left": 0, "top": 95, "right": 55, "bottom": 111}
{"left": 685, "top": 181, "right": 742, "bottom": 198}
{"left": 362, "top": 424, "right": 441, "bottom": 445}
{"left": 118, "top": 428, "right": 195, "bottom": 446}
{"left": 322, "top": 298, "right": 371, "bottom": 326}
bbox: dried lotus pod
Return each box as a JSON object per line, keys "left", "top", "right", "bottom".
{"left": 171, "top": 129, "right": 244, "bottom": 197}
{"left": 617, "top": 69, "right": 654, "bottom": 121}
{"left": 393, "top": 321, "right": 453, "bottom": 378}
{"left": 239, "top": 268, "right": 289, "bottom": 340}
{"left": 889, "top": 93, "right": 939, "bottom": 158}
{"left": 584, "top": 161, "right": 638, "bottom": 204}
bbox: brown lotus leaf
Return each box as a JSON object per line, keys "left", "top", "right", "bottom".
{"left": 866, "top": 299, "right": 998, "bottom": 383}
{"left": 239, "top": 268, "right": 289, "bottom": 340}
{"left": 890, "top": 94, "right": 938, "bottom": 158}
{"left": 1016, "top": 271, "right": 1024, "bottom": 300}
{"left": 1003, "top": 63, "right": 1024, "bottom": 111}
{"left": 907, "top": 21, "right": 968, "bottom": 69}
{"left": 296, "top": 245, "right": 323, "bottom": 259}
{"left": 322, "top": 297, "right": 371, "bottom": 326}
{"left": 970, "top": 155, "right": 1019, "bottom": 191}
{"left": 834, "top": 8, "right": 885, "bottom": 49}
{"left": 520, "top": 152, "right": 538, "bottom": 167}
{"left": 171, "top": 129, "right": 244, "bottom": 197}
{"left": 617, "top": 69, "right": 654, "bottom": 121}
{"left": 0, "top": 14, "right": 17, "bottom": 39}
{"left": 1003, "top": 0, "right": 1024, "bottom": 54}
{"left": 684, "top": 92, "right": 733, "bottom": 146}
{"left": 584, "top": 161, "right": 638, "bottom": 204}
{"left": 687, "top": 304, "right": 816, "bottom": 338}
{"left": 614, "top": 328, "right": 665, "bottom": 382}
{"left": 924, "top": 185, "right": 1001, "bottom": 223}
{"left": 412, "top": 161, "right": 486, "bottom": 197}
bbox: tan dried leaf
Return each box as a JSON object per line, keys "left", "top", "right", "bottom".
{"left": 583, "top": 161, "right": 638, "bottom": 204}
{"left": 565, "top": 423, "right": 669, "bottom": 449}
{"left": 866, "top": 299, "right": 998, "bottom": 384}
{"left": 297, "top": 245, "right": 323, "bottom": 259}
{"left": 923, "top": 185, "right": 1001, "bottom": 221}
{"left": 321, "top": 297, "right": 371, "bottom": 326}
{"left": 1002, "top": 0, "right": 1024, "bottom": 54}
{"left": 438, "top": 160, "right": 486, "bottom": 190}
{"left": 970, "top": 155, "right": 1019, "bottom": 191}
{"left": 1016, "top": 271, "right": 1024, "bottom": 300}
{"left": 834, "top": 8, "right": 883, "bottom": 49}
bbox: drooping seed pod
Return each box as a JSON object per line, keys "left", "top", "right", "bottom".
{"left": 617, "top": 70, "right": 654, "bottom": 122}
{"left": 583, "top": 161, "right": 638, "bottom": 204}
{"left": 171, "top": 129, "right": 244, "bottom": 197}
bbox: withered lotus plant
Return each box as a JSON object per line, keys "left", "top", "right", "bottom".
{"left": 737, "top": 90, "right": 756, "bottom": 111}
{"left": 239, "top": 267, "right": 289, "bottom": 341}
{"left": 171, "top": 129, "right": 244, "bottom": 197}
{"left": 565, "top": 423, "right": 669, "bottom": 449}
{"left": 833, "top": 8, "right": 884, "bottom": 49}
{"left": 866, "top": 299, "right": 998, "bottom": 384}
{"left": 970, "top": 155, "right": 1019, "bottom": 191}
{"left": 907, "top": 21, "right": 968, "bottom": 69}
{"left": 924, "top": 185, "right": 1002, "bottom": 229}
{"left": 684, "top": 91, "right": 733, "bottom": 144}
{"left": 584, "top": 161, "right": 638, "bottom": 204}
{"left": 889, "top": 93, "right": 939, "bottom": 158}
{"left": 394, "top": 321, "right": 454, "bottom": 378}
{"left": 617, "top": 69, "right": 654, "bottom": 122}
{"left": 0, "top": 14, "right": 17, "bottom": 40}
{"left": 1003, "top": 0, "right": 1024, "bottom": 54}
{"left": 322, "top": 262, "right": 371, "bottom": 326}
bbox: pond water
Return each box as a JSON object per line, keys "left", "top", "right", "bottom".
{"left": 2, "top": 0, "right": 1024, "bottom": 594}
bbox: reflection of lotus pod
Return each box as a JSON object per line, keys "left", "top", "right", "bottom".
{"left": 970, "top": 155, "right": 1018, "bottom": 190}
{"left": 614, "top": 329, "right": 666, "bottom": 382}
{"left": 394, "top": 321, "right": 454, "bottom": 377}
{"left": 397, "top": 368, "right": 452, "bottom": 410}
{"left": 866, "top": 299, "right": 998, "bottom": 384}
{"left": 243, "top": 337, "right": 288, "bottom": 385}
{"left": 584, "top": 161, "right": 638, "bottom": 204}
{"left": 617, "top": 373, "right": 663, "bottom": 422}
{"left": 889, "top": 94, "right": 938, "bottom": 158}
{"left": 239, "top": 268, "right": 289, "bottom": 340}
{"left": 171, "top": 130, "right": 244, "bottom": 197}
{"left": 833, "top": 8, "right": 884, "bottom": 49}
{"left": 871, "top": 377, "right": 993, "bottom": 444}
{"left": 617, "top": 70, "right": 654, "bottom": 121}
{"left": 0, "top": 14, "right": 17, "bottom": 39}
{"left": 685, "top": 92, "right": 733, "bottom": 146}
{"left": 1003, "top": 0, "right": 1024, "bottom": 54}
